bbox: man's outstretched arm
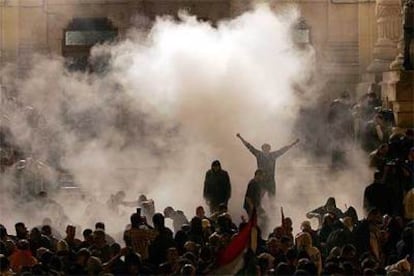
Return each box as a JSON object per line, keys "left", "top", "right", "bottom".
{"left": 273, "top": 138, "right": 300, "bottom": 157}
{"left": 236, "top": 133, "right": 260, "bottom": 156}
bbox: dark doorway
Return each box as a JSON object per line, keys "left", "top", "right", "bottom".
{"left": 62, "top": 18, "right": 118, "bottom": 72}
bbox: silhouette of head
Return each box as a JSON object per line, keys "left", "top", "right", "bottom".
{"left": 261, "top": 143, "right": 271, "bottom": 153}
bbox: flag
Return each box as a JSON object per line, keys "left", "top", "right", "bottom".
{"left": 213, "top": 210, "right": 257, "bottom": 274}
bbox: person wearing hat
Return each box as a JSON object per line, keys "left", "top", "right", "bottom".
{"left": 236, "top": 133, "right": 299, "bottom": 198}
{"left": 203, "top": 160, "right": 231, "bottom": 214}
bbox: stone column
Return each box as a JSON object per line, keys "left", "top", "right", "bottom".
{"left": 381, "top": 70, "right": 414, "bottom": 127}
{"left": 382, "top": 0, "right": 414, "bottom": 128}
{"left": 367, "top": 0, "right": 402, "bottom": 73}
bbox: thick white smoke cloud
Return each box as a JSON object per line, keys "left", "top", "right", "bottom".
{"left": 1, "top": 4, "right": 371, "bottom": 238}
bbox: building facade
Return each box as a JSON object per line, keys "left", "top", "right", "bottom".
{"left": 0, "top": 0, "right": 412, "bottom": 126}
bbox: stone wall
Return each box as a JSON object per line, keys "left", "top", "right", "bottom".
{"left": 0, "top": 0, "right": 378, "bottom": 100}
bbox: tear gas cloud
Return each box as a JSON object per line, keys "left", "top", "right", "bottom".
{"left": 0, "top": 4, "right": 371, "bottom": 237}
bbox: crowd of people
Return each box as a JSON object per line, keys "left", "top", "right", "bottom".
{"left": 0, "top": 88, "right": 414, "bottom": 275}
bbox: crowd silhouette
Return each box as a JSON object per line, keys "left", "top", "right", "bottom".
{"left": 0, "top": 90, "right": 413, "bottom": 275}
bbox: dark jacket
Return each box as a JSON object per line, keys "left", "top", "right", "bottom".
{"left": 243, "top": 178, "right": 263, "bottom": 216}
{"left": 203, "top": 169, "right": 231, "bottom": 205}
{"left": 363, "top": 181, "right": 393, "bottom": 216}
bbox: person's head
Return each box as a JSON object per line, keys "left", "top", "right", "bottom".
{"left": 257, "top": 252, "right": 275, "bottom": 272}
{"left": 82, "top": 228, "right": 93, "bottom": 241}
{"left": 211, "top": 160, "right": 221, "bottom": 172}
{"left": 76, "top": 248, "right": 91, "bottom": 266}
{"left": 163, "top": 206, "right": 175, "bottom": 218}
{"left": 190, "top": 217, "right": 202, "bottom": 234}
{"left": 137, "top": 194, "right": 147, "bottom": 203}
{"left": 166, "top": 247, "right": 179, "bottom": 263}
{"left": 0, "top": 225, "right": 7, "bottom": 240}
{"left": 184, "top": 241, "right": 198, "bottom": 253}
{"left": 65, "top": 225, "right": 76, "bottom": 239}
{"left": 297, "top": 258, "right": 317, "bottom": 275}
{"left": 216, "top": 213, "right": 232, "bottom": 232}
{"left": 367, "top": 208, "right": 382, "bottom": 225}
{"left": 131, "top": 212, "right": 144, "bottom": 228}
{"left": 283, "top": 217, "right": 293, "bottom": 229}
{"left": 195, "top": 206, "right": 205, "bottom": 218}
{"left": 15, "top": 222, "right": 27, "bottom": 238}
{"left": 87, "top": 256, "right": 103, "bottom": 275}
{"left": 29, "top": 227, "right": 41, "bottom": 240}
{"left": 56, "top": 239, "right": 69, "bottom": 253}
{"left": 16, "top": 239, "right": 30, "bottom": 251}
{"left": 341, "top": 244, "right": 356, "bottom": 260}
{"left": 326, "top": 197, "right": 337, "bottom": 209}
{"left": 272, "top": 226, "right": 284, "bottom": 238}
{"left": 201, "top": 219, "right": 211, "bottom": 230}
{"left": 125, "top": 252, "right": 142, "bottom": 274}
{"left": 110, "top": 243, "right": 121, "bottom": 256}
{"left": 276, "top": 262, "right": 290, "bottom": 275}
{"left": 180, "top": 263, "right": 196, "bottom": 276}
{"left": 152, "top": 213, "right": 165, "bottom": 229}
{"left": 93, "top": 229, "right": 106, "bottom": 246}
{"left": 254, "top": 169, "right": 264, "bottom": 182}
{"left": 300, "top": 221, "right": 312, "bottom": 232}
{"left": 266, "top": 237, "right": 280, "bottom": 255}
{"left": 261, "top": 143, "right": 271, "bottom": 153}
{"left": 95, "top": 222, "right": 105, "bottom": 231}
{"left": 40, "top": 225, "right": 52, "bottom": 236}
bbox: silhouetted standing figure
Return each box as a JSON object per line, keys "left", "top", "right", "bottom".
{"left": 244, "top": 169, "right": 267, "bottom": 230}
{"left": 203, "top": 160, "right": 231, "bottom": 214}
{"left": 363, "top": 171, "right": 393, "bottom": 216}
{"left": 327, "top": 92, "right": 354, "bottom": 168}
{"left": 237, "top": 133, "right": 299, "bottom": 197}
{"left": 244, "top": 169, "right": 265, "bottom": 217}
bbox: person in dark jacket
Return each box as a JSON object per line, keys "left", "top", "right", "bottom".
{"left": 306, "top": 197, "right": 345, "bottom": 228}
{"left": 203, "top": 160, "right": 231, "bottom": 214}
{"left": 353, "top": 208, "right": 383, "bottom": 259}
{"left": 363, "top": 171, "right": 393, "bottom": 216}
{"left": 148, "top": 213, "right": 175, "bottom": 266}
{"left": 243, "top": 169, "right": 265, "bottom": 219}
